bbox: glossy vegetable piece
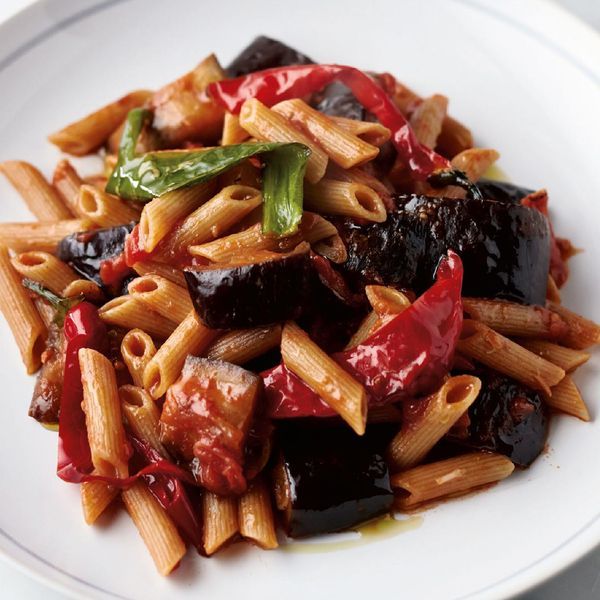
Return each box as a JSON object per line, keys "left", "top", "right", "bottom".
{"left": 184, "top": 243, "right": 312, "bottom": 329}
{"left": 274, "top": 422, "right": 394, "bottom": 537}
{"left": 225, "top": 36, "right": 314, "bottom": 77}
{"left": 160, "top": 357, "right": 260, "bottom": 495}
{"left": 338, "top": 195, "right": 551, "bottom": 305}
{"left": 448, "top": 370, "right": 549, "bottom": 467}
{"left": 57, "top": 222, "right": 135, "bottom": 288}
{"left": 476, "top": 178, "right": 534, "bottom": 205}
{"left": 264, "top": 251, "right": 464, "bottom": 417}
{"left": 311, "top": 81, "right": 364, "bottom": 120}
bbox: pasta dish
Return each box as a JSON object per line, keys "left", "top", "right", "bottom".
{"left": 0, "top": 36, "right": 596, "bottom": 576}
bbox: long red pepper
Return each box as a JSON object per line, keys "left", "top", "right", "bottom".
{"left": 205, "top": 64, "right": 450, "bottom": 179}
{"left": 263, "top": 251, "right": 463, "bottom": 418}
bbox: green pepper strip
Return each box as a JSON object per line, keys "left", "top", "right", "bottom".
{"left": 106, "top": 108, "right": 311, "bottom": 236}
{"left": 22, "top": 279, "right": 83, "bottom": 327}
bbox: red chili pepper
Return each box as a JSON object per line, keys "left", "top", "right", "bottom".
{"left": 124, "top": 224, "right": 150, "bottom": 267}
{"left": 99, "top": 252, "right": 131, "bottom": 287}
{"left": 263, "top": 251, "right": 463, "bottom": 418}
{"left": 205, "top": 64, "right": 450, "bottom": 180}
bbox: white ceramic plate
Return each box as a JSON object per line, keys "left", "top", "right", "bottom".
{"left": 1, "top": 1, "right": 600, "bottom": 599}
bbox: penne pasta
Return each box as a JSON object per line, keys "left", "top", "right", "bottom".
{"left": 239, "top": 98, "right": 328, "bottom": 183}
{"left": 451, "top": 148, "right": 500, "bottom": 182}
{"left": 457, "top": 320, "right": 565, "bottom": 395}
{"left": 281, "top": 321, "right": 367, "bottom": 435}
{"left": 273, "top": 98, "right": 379, "bottom": 168}
{"left": 122, "top": 480, "right": 187, "bottom": 576}
{"left": 11, "top": 251, "right": 80, "bottom": 296}
{"left": 388, "top": 375, "right": 482, "bottom": 470}
{"left": 132, "top": 260, "right": 187, "bottom": 288}
{"left": 546, "top": 375, "right": 590, "bottom": 421}
{"left": 548, "top": 302, "right": 600, "bottom": 350}
{"left": 202, "top": 492, "right": 239, "bottom": 556}
{"left": 515, "top": 339, "right": 590, "bottom": 373}
{"left": 48, "top": 90, "right": 152, "bottom": 155}
{"left": 0, "top": 219, "right": 91, "bottom": 253}
{"left": 52, "top": 159, "right": 86, "bottom": 216}
{"left": 366, "top": 285, "right": 412, "bottom": 316}
{"left": 0, "top": 161, "right": 73, "bottom": 221}
{"left": 546, "top": 275, "right": 561, "bottom": 303}
{"left": 436, "top": 115, "right": 475, "bottom": 158}
{"left": 345, "top": 311, "right": 380, "bottom": 350}
{"left": 139, "top": 181, "right": 217, "bottom": 252}
{"left": 367, "top": 404, "right": 403, "bottom": 424}
{"left": 77, "top": 184, "right": 141, "bottom": 227}
{"left": 99, "top": 296, "right": 178, "bottom": 340}
{"left": 81, "top": 477, "right": 119, "bottom": 525}
{"left": 62, "top": 278, "right": 103, "bottom": 301}
{"left": 0, "top": 245, "right": 46, "bottom": 373}
{"left": 189, "top": 222, "right": 274, "bottom": 261}
{"left": 222, "top": 112, "right": 250, "bottom": 145}
{"left": 304, "top": 179, "right": 387, "bottom": 222}
{"left": 121, "top": 329, "right": 158, "bottom": 388}
{"left": 128, "top": 275, "right": 194, "bottom": 325}
{"left": 79, "top": 348, "right": 129, "bottom": 479}
{"left": 238, "top": 478, "right": 278, "bottom": 550}
{"left": 392, "top": 453, "right": 515, "bottom": 508}
{"left": 328, "top": 115, "right": 391, "bottom": 147}
{"left": 462, "top": 297, "right": 569, "bottom": 340}
{"left": 409, "top": 94, "right": 448, "bottom": 148}
{"left": 119, "top": 384, "right": 168, "bottom": 456}
{"left": 142, "top": 310, "right": 217, "bottom": 399}
{"left": 206, "top": 325, "right": 282, "bottom": 365}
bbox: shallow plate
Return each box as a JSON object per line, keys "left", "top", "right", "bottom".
{"left": 1, "top": 1, "right": 600, "bottom": 599}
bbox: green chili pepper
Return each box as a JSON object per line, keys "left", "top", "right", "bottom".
{"left": 22, "top": 279, "right": 83, "bottom": 326}
{"left": 106, "top": 108, "right": 311, "bottom": 236}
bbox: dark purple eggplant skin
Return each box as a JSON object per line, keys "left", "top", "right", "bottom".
{"left": 277, "top": 421, "right": 394, "bottom": 537}
{"left": 56, "top": 222, "right": 136, "bottom": 288}
{"left": 184, "top": 250, "right": 311, "bottom": 329}
{"left": 225, "top": 36, "right": 314, "bottom": 77}
{"left": 477, "top": 179, "right": 534, "bottom": 205}
{"left": 449, "top": 370, "right": 549, "bottom": 467}
{"left": 337, "top": 195, "right": 551, "bottom": 305}
{"left": 311, "top": 81, "right": 365, "bottom": 120}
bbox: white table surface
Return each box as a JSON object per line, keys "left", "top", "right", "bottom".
{"left": 0, "top": 0, "right": 599, "bottom": 598}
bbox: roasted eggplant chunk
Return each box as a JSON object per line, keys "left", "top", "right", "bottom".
{"left": 338, "top": 195, "right": 551, "bottom": 305}
{"left": 274, "top": 422, "right": 394, "bottom": 537}
{"left": 184, "top": 244, "right": 311, "bottom": 329}
{"left": 225, "top": 36, "right": 314, "bottom": 77}
{"left": 448, "top": 370, "right": 548, "bottom": 466}
{"left": 476, "top": 179, "right": 534, "bottom": 205}
{"left": 57, "top": 222, "right": 135, "bottom": 289}
{"left": 311, "top": 81, "right": 365, "bottom": 120}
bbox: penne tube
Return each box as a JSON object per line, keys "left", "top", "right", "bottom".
{"left": 128, "top": 275, "right": 194, "bottom": 325}
{"left": 281, "top": 321, "right": 367, "bottom": 435}
{"left": 0, "top": 245, "right": 46, "bottom": 373}
{"left": 139, "top": 181, "right": 217, "bottom": 252}
{"left": 328, "top": 115, "right": 391, "bottom": 147}
{"left": 0, "top": 219, "right": 91, "bottom": 253}
{"left": 367, "top": 404, "right": 403, "bottom": 424}
{"left": 345, "top": 311, "right": 380, "bottom": 350}
{"left": 546, "top": 275, "right": 561, "bottom": 303}
{"left": 457, "top": 320, "right": 565, "bottom": 395}
{"left": 366, "top": 286, "right": 412, "bottom": 316}
{"left": 0, "top": 161, "right": 73, "bottom": 221}
{"left": 77, "top": 184, "right": 141, "bottom": 227}
{"left": 311, "top": 234, "right": 347, "bottom": 264}
{"left": 436, "top": 115, "right": 474, "bottom": 158}
{"left": 132, "top": 260, "right": 187, "bottom": 288}
{"left": 515, "top": 339, "right": 590, "bottom": 373}
{"left": 121, "top": 329, "right": 157, "bottom": 388}
{"left": 327, "top": 163, "right": 394, "bottom": 210}
{"left": 217, "top": 159, "right": 262, "bottom": 189}
{"left": 62, "top": 278, "right": 103, "bottom": 301}
{"left": 189, "top": 223, "right": 274, "bottom": 261}
{"left": 239, "top": 98, "right": 328, "bottom": 183}
{"left": 79, "top": 348, "right": 129, "bottom": 479}
{"left": 81, "top": 476, "right": 119, "bottom": 525}
{"left": 202, "top": 492, "right": 239, "bottom": 556}
{"left": 99, "top": 296, "right": 177, "bottom": 340}
{"left": 238, "top": 478, "right": 278, "bottom": 550}
{"left": 451, "top": 148, "right": 500, "bottom": 182}
{"left": 157, "top": 185, "right": 262, "bottom": 259}
{"left": 122, "top": 480, "right": 187, "bottom": 576}
{"left": 545, "top": 375, "right": 590, "bottom": 421}
{"left": 206, "top": 325, "right": 282, "bottom": 365}
{"left": 222, "top": 112, "right": 250, "bottom": 145}
{"left": 392, "top": 453, "right": 515, "bottom": 508}
{"left": 463, "top": 297, "right": 569, "bottom": 340}
{"left": 388, "top": 375, "right": 482, "bottom": 470}
{"left": 119, "top": 384, "right": 168, "bottom": 456}
{"left": 304, "top": 179, "right": 386, "bottom": 222}
{"left": 409, "top": 94, "right": 448, "bottom": 148}
{"left": 273, "top": 99, "right": 379, "bottom": 168}
{"left": 48, "top": 90, "right": 152, "bottom": 155}
{"left": 52, "top": 159, "right": 86, "bottom": 216}
{"left": 142, "top": 310, "right": 217, "bottom": 399}
{"left": 11, "top": 251, "right": 80, "bottom": 296}
{"left": 548, "top": 302, "right": 600, "bottom": 350}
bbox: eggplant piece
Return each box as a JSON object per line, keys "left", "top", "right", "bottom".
{"left": 184, "top": 244, "right": 311, "bottom": 329}
{"left": 449, "top": 370, "right": 548, "bottom": 466}
{"left": 274, "top": 422, "right": 394, "bottom": 537}
{"left": 226, "top": 36, "right": 314, "bottom": 77}
{"left": 476, "top": 179, "right": 534, "bottom": 205}
{"left": 311, "top": 81, "right": 365, "bottom": 120}
{"left": 337, "top": 195, "right": 551, "bottom": 305}
{"left": 56, "top": 222, "right": 136, "bottom": 288}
